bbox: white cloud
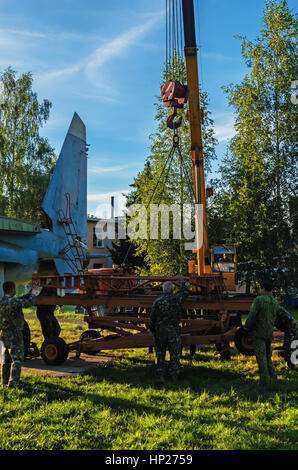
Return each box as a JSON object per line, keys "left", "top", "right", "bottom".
{"left": 38, "top": 13, "right": 162, "bottom": 84}
{"left": 214, "top": 122, "right": 235, "bottom": 142}
{"left": 84, "top": 16, "right": 161, "bottom": 84}
{"left": 201, "top": 51, "right": 238, "bottom": 62}
{"left": 87, "top": 190, "right": 130, "bottom": 218}
{"left": 213, "top": 112, "right": 236, "bottom": 142}
{"left": 0, "top": 28, "right": 47, "bottom": 38}
{"left": 87, "top": 189, "right": 130, "bottom": 202}
{"left": 88, "top": 164, "right": 130, "bottom": 174}
{"left": 39, "top": 63, "right": 83, "bottom": 82}
{"left": 0, "top": 28, "right": 103, "bottom": 42}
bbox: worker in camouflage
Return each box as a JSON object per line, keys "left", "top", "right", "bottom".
{"left": 36, "top": 285, "right": 61, "bottom": 340}
{"left": 150, "top": 279, "right": 189, "bottom": 381}
{"left": 244, "top": 280, "right": 279, "bottom": 385}
{"left": 275, "top": 307, "right": 298, "bottom": 370}
{"left": 0, "top": 281, "right": 37, "bottom": 388}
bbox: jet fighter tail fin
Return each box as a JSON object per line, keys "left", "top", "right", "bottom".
{"left": 42, "top": 112, "right": 88, "bottom": 274}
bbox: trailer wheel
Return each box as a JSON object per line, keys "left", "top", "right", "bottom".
{"left": 80, "top": 329, "right": 101, "bottom": 341}
{"left": 41, "top": 337, "right": 69, "bottom": 365}
{"left": 216, "top": 341, "right": 231, "bottom": 360}
{"left": 23, "top": 320, "right": 31, "bottom": 359}
{"left": 234, "top": 328, "right": 254, "bottom": 356}
{"left": 80, "top": 330, "right": 101, "bottom": 355}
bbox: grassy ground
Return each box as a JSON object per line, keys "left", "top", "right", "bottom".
{"left": 0, "top": 308, "right": 297, "bottom": 451}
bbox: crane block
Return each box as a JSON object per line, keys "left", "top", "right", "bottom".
{"left": 160, "top": 80, "right": 189, "bottom": 109}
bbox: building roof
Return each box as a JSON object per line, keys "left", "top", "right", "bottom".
{"left": 0, "top": 216, "right": 41, "bottom": 234}
{"left": 87, "top": 215, "right": 125, "bottom": 223}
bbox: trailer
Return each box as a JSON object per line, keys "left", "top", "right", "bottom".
{"left": 31, "top": 270, "right": 257, "bottom": 365}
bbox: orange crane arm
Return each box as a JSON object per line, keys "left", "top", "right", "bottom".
{"left": 181, "top": 0, "right": 209, "bottom": 276}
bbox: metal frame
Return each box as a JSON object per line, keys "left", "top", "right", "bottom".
{"left": 34, "top": 271, "right": 255, "bottom": 357}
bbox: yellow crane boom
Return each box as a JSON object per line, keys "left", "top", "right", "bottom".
{"left": 182, "top": 0, "right": 209, "bottom": 277}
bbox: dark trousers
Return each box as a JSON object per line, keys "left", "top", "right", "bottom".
{"left": 154, "top": 328, "right": 181, "bottom": 379}
{"left": 253, "top": 336, "right": 276, "bottom": 384}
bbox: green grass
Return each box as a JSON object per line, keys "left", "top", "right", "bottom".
{"left": 0, "top": 310, "right": 297, "bottom": 450}
{"left": 24, "top": 305, "right": 80, "bottom": 320}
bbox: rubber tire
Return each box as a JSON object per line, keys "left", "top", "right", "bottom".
{"left": 216, "top": 341, "right": 232, "bottom": 360}
{"left": 80, "top": 329, "right": 101, "bottom": 341}
{"left": 80, "top": 329, "right": 101, "bottom": 355}
{"left": 234, "top": 328, "right": 255, "bottom": 356}
{"left": 23, "top": 320, "right": 31, "bottom": 358}
{"left": 41, "top": 337, "right": 69, "bottom": 365}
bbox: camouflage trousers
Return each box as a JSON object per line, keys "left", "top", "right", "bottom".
{"left": 253, "top": 337, "right": 276, "bottom": 385}
{"left": 1, "top": 340, "right": 24, "bottom": 387}
{"left": 153, "top": 328, "right": 181, "bottom": 379}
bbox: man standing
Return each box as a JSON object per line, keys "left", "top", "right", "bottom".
{"left": 275, "top": 307, "right": 298, "bottom": 370}
{"left": 150, "top": 278, "right": 189, "bottom": 382}
{"left": 0, "top": 281, "right": 38, "bottom": 388}
{"left": 244, "top": 281, "right": 279, "bottom": 385}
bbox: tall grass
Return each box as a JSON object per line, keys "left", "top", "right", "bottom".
{"left": 0, "top": 311, "right": 297, "bottom": 450}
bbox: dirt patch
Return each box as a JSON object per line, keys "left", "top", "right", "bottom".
{"left": 22, "top": 351, "right": 121, "bottom": 377}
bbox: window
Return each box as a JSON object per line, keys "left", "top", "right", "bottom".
{"left": 93, "top": 227, "right": 104, "bottom": 248}
{"left": 212, "top": 246, "right": 235, "bottom": 273}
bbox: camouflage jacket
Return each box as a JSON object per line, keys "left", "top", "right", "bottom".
{"left": 150, "top": 283, "right": 189, "bottom": 334}
{"left": 0, "top": 294, "right": 36, "bottom": 346}
{"left": 275, "top": 307, "right": 297, "bottom": 333}
{"left": 244, "top": 294, "right": 279, "bottom": 340}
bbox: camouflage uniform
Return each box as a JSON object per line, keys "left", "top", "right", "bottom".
{"left": 150, "top": 283, "right": 189, "bottom": 380}
{"left": 36, "top": 287, "right": 61, "bottom": 340}
{"left": 244, "top": 294, "right": 279, "bottom": 385}
{"left": 275, "top": 307, "right": 298, "bottom": 369}
{"left": 0, "top": 293, "right": 36, "bottom": 387}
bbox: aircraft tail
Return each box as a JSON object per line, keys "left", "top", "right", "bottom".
{"left": 42, "top": 112, "right": 88, "bottom": 275}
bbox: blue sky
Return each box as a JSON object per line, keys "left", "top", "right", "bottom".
{"left": 0, "top": 0, "right": 296, "bottom": 217}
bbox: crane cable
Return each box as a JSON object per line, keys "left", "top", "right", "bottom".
{"left": 121, "top": 131, "right": 179, "bottom": 266}
{"left": 174, "top": 132, "right": 226, "bottom": 302}
{"left": 166, "top": 0, "right": 184, "bottom": 82}
{"left": 165, "top": 1, "right": 225, "bottom": 301}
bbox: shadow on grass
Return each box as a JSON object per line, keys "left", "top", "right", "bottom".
{"left": 81, "top": 350, "right": 298, "bottom": 400}
{"left": 2, "top": 375, "right": 296, "bottom": 451}
{"left": 6, "top": 349, "right": 296, "bottom": 409}
{"left": 9, "top": 361, "right": 296, "bottom": 437}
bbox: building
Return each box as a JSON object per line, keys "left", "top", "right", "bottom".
{"left": 87, "top": 215, "right": 114, "bottom": 269}
{"left": 87, "top": 197, "right": 125, "bottom": 269}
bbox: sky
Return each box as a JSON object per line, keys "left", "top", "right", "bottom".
{"left": 0, "top": 0, "right": 296, "bottom": 218}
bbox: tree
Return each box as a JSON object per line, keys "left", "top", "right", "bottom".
{"left": 108, "top": 238, "right": 148, "bottom": 270}
{"left": 218, "top": 0, "right": 297, "bottom": 294}
{"left": 126, "top": 55, "right": 218, "bottom": 275}
{"left": 0, "top": 67, "right": 56, "bottom": 226}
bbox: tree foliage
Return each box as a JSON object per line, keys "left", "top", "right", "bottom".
{"left": 108, "top": 237, "right": 148, "bottom": 270}
{"left": 215, "top": 0, "right": 297, "bottom": 294}
{"left": 0, "top": 67, "right": 56, "bottom": 226}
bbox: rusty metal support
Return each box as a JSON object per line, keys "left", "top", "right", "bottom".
{"left": 32, "top": 271, "right": 255, "bottom": 357}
